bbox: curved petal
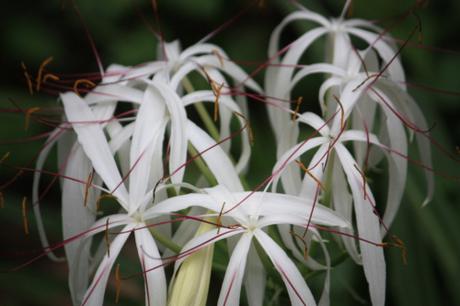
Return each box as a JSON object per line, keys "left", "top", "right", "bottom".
{"left": 187, "top": 120, "right": 243, "bottom": 191}
{"left": 129, "top": 86, "right": 167, "bottom": 209}
{"left": 81, "top": 224, "right": 135, "bottom": 306}
{"left": 32, "top": 127, "right": 65, "bottom": 261}
{"left": 153, "top": 82, "right": 188, "bottom": 187}
{"left": 254, "top": 229, "right": 317, "bottom": 306}
{"left": 62, "top": 144, "right": 99, "bottom": 305}
{"left": 135, "top": 226, "right": 167, "bottom": 306}
{"left": 335, "top": 143, "right": 386, "bottom": 306}
{"left": 217, "top": 233, "right": 253, "bottom": 306}
{"left": 61, "top": 92, "right": 129, "bottom": 209}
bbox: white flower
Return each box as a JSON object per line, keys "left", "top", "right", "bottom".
{"left": 144, "top": 185, "right": 349, "bottom": 306}
{"left": 271, "top": 110, "right": 402, "bottom": 306}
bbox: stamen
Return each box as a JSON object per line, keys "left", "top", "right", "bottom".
{"left": 212, "top": 49, "right": 225, "bottom": 67}
{"left": 290, "top": 230, "right": 309, "bottom": 260}
{"left": 295, "top": 160, "right": 325, "bottom": 191}
{"left": 24, "top": 107, "right": 40, "bottom": 131}
{"left": 83, "top": 169, "right": 95, "bottom": 207}
{"left": 21, "top": 62, "right": 34, "bottom": 95}
{"left": 291, "top": 96, "right": 303, "bottom": 121}
{"left": 353, "top": 164, "right": 368, "bottom": 200}
{"left": 36, "top": 57, "right": 54, "bottom": 92}
{"left": 42, "top": 73, "right": 60, "bottom": 84}
{"left": 115, "top": 263, "right": 121, "bottom": 303}
{"left": 332, "top": 95, "right": 345, "bottom": 131}
{"left": 234, "top": 111, "right": 254, "bottom": 145}
{"left": 216, "top": 202, "right": 226, "bottom": 234}
{"left": 212, "top": 81, "right": 224, "bottom": 122}
{"left": 21, "top": 197, "right": 29, "bottom": 235}
{"left": 385, "top": 235, "right": 408, "bottom": 265}
{"left": 73, "top": 79, "right": 96, "bottom": 95}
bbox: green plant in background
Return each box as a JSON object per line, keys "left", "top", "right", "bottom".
{"left": 0, "top": 1, "right": 459, "bottom": 306}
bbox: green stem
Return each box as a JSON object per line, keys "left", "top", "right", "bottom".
{"left": 182, "top": 77, "right": 220, "bottom": 141}
{"left": 150, "top": 229, "right": 181, "bottom": 254}
{"left": 188, "top": 143, "right": 218, "bottom": 186}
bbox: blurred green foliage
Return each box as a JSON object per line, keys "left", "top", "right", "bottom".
{"left": 0, "top": 0, "right": 459, "bottom": 305}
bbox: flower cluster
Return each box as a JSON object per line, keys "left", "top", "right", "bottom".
{"left": 30, "top": 2, "right": 432, "bottom": 306}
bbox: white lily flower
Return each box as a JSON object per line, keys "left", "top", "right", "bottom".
{"left": 271, "top": 111, "right": 404, "bottom": 306}
{"left": 142, "top": 184, "right": 349, "bottom": 306}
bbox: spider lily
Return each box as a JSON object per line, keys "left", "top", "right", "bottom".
{"left": 271, "top": 110, "right": 409, "bottom": 306}
{"left": 264, "top": 1, "right": 406, "bottom": 152}
{"left": 58, "top": 64, "right": 254, "bottom": 303}
{"left": 142, "top": 184, "right": 349, "bottom": 306}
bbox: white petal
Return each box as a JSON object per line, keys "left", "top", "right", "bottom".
{"left": 217, "top": 233, "right": 253, "bottom": 306}
{"left": 144, "top": 193, "right": 221, "bottom": 219}
{"left": 244, "top": 244, "right": 266, "bottom": 306}
{"left": 61, "top": 92, "right": 129, "bottom": 209}
{"left": 62, "top": 144, "right": 99, "bottom": 305}
{"left": 81, "top": 224, "right": 134, "bottom": 306}
{"left": 135, "top": 226, "right": 167, "bottom": 306}
{"left": 32, "top": 128, "right": 65, "bottom": 261}
{"left": 330, "top": 158, "right": 361, "bottom": 263}
{"left": 195, "top": 55, "right": 262, "bottom": 93}
{"left": 335, "top": 143, "right": 386, "bottom": 306}
{"left": 129, "top": 86, "right": 167, "bottom": 209}
{"left": 86, "top": 85, "right": 143, "bottom": 105}
{"left": 254, "top": 229, "right": 317, "bottom": 306}
{"left": 271, "top": 137, "right": 328, "bottom": 193}
{"left": 153, "top": 81, "right": 188, "bottom": 187}
{"left": 346, "top": 28, "right": 406, "bottom": 84}
{"left": 187, "top": 120, "right": 243, "bottom": 191}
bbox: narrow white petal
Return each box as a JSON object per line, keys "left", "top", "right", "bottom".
{"left": 244, "top": 244, "right": 266, "bottom": 306}
{"left": 129, "top": 86, "right": 167, "bottom": 208}
{"left": 153, "top": 82, "right": 188, "bottom": 186}
{"left": 187, "top": 120, "right": 243, "bottom": 191}
{"left": 254, "top": 229, "right": 317, "bottom": 306}
{"left": 335, "top": 144, "right": 386, "bottom": 306}
{"left": 61, "top": 92, "right": 129, "bottom": 209}
{"left": 62, "top": 144, "right": 99, "bottom": 305}
{"left": 217, "top": 233, "right": 253, "bottom": 306}
{"left": 32, "top": 128, "right": 65, "bottom": 261}
{"left": 81, "top": 224, "right": 134, "bottom": 306}
{"left": 135, "top": 226, "right": 167, "bottom": 306}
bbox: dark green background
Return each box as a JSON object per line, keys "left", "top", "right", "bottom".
{"left": 0, "top": 0, "right": 459, "bottom": 305}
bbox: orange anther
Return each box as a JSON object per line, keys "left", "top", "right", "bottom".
{"left": 73, "top": 79, "right": 96, "bottom": 95}
{"left": 216, "top": 202, "right": 226, "bottom": 234}
{"left": 83, "top": 169, "right": 95, "bottom": 207}
{"left": 21, "top": 197, "right": 29, "bottom": 235}
{"left": 332, "top": 95, "right": 345, "bottom": 131}
{"left": 353, "top": 164, "right": 368, "bottom": 200}
{"left": 36, "top": 57, "right": 54, "bottom": 92}
{"left": 292, "top": 96, "right": 303, "bottom": 121}
{"left": 290, "top": 230, "right": 309, "bottom": 260}
{"left": 295, "top": 160, "right": 325, "bottom": 191}
{"left": 234, "top": 111, "right": 254, "bottom": 145}
{"left": 211, "top": 80, "right": 224, "bottom": 122}
{"left": 43, "top": 73, "right": 60, "bottom": 83}
{"left": 24, "top": 107, "right": 40, "bottom": 131}
{"left": 21, "top": 62, "right": 34, "bottom": 95}
{"left": 212, "top": 49, "right": 225, "bottom": 67}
